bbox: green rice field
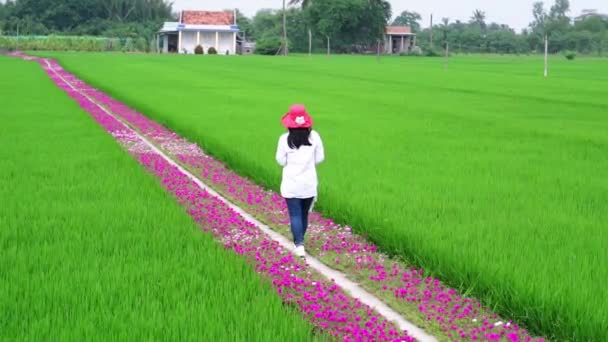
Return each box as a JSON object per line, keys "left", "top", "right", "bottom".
{"left": 37, "top": 52, "right": 608, "bottom": 341}
{"left": 0, "top": 56, "right": 319, "bottom": 341}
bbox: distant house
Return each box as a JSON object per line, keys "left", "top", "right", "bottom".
{"left": 384, "top": 26, "right": 417, "bottom": 54}
{"left": 241, "top": 41, "right": 256, "bottom": 55}
{"left": 158, "top": 10, "right": 239, "bottom": 55}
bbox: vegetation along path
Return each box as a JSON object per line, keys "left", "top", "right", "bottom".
{"left": 15, "top": 53, "right": 545, "bottom": 342}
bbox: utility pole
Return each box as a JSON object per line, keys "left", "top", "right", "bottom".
{"left": 444, "top": 42, "right": 449, "bottom": 70}
{"left": 544, "top": 34, "right": 548, "bottom": 78}
{"left": 16, "top": 22, "right": 20, "bottom": 51}
{"left": 308, "top": 28, "right": 312, "bottom": 57}
{"left": 430, "top": 14, "right": 433, "bottom": 48}
{"left": 282, "top": 0, "right": 288, "bottom": 56}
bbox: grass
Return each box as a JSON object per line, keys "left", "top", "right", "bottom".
{"left": 36, "top": 52, "right": 608, "bottom": 341}
{"left": 0, "top": 56, "right": 321, "bottom": 341}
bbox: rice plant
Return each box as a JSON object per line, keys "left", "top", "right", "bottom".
{"left": 34, "top": 52, "right": 608, "bottom": 341}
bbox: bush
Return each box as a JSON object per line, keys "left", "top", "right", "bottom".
{"left": 424, "top": 47, "right": 442, "bottom": 57}
{"left": 399, "top": 47, "right": 423, "bottom": 57}
{"left": 564, "top": 50, "right": 576, "bottom": 60}
{"left": 207, "top": 46, "right": 217, "bottom": 55}
{"left": 194, "top": 45, "right": 204, "bottom": 55}
{"left": 135, "top": 37, "right": 148, "bottom": 52}
{"left": 122, "top": 38, "right": 134, "bottom": 52}
{"left": 254, "top": 37, "right": 282, "bottom": 55}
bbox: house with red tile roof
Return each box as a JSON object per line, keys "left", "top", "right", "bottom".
{"left": 157, "top": 10, "right": 239, "bottom": 55}
{"left": 384, "top": 26, "right": 417, "bottom": 54}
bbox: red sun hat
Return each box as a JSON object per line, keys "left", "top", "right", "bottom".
{"left": 281, "top": 104, "right": 314, "bottom": 129}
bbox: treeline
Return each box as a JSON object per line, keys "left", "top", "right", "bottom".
{"left": 1, "top": 0, "right": 607, "bottom": 55}
{"left": 0, "top": 0, "right": 174, "bottom": 39}
{"left": 238, "top": 0, "right": 607, "bottom": 55}
{"left": 237, "top": 0, "right": 392, "bottom": 54}
{"left": 415, "top": 1, "right": 608, "bottom": 55}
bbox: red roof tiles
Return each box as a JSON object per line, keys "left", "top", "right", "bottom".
{"left": 386, "top": 26, "right": 413, "bottom": 35}
{"left": 181, "top": 10, "right": 235, "bottom": 25}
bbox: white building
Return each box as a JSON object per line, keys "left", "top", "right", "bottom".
{"left": 158, "top": 10, "right": 239, "bottom": 55}
{"left": 384, "top": 26, "right": 417, "bottom": 54}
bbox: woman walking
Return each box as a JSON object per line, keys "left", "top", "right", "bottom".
{"left": 276, "top": 104, "right": 325, "bottom": 258}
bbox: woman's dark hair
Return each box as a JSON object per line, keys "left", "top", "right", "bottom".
{"left": 287, "top": 128, "right": 312, "bottom": 149}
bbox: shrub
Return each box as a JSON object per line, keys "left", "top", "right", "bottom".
{"left": 135, "top": 37, "right": 148, "bottom": 52}
{"left": 254, "top": 37, "right": 283, "bottom": 55}
{"left": 424, "top": 47, "right": 442, "bottom": 57}
{"left": 400, "top": 48, "right": 423, "bottom": 57}
{"left": 208, "top": 46, "right": 217, "bottom": 55}
{"left": 564, "top": 50, "right": 576, "bottom": 60}
{"left": 194, "top": 45, "right": 204, "bottom": 55}
{"left": 122, "top": 38, "right": 134, "bottom": 53}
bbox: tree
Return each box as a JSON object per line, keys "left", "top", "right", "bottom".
{"left": 0, "top": 0, "right": 173, "bottom": 35}
{"left": 575, "top": 14, "right": 608, "bottom": 33}
{"left": 439, "top": 17, "right": 450, "bottom": 49}
{"left": 364, "top": 0, "right": 392, "bottom": 43}
{"left": 289, "top": 0, "right": 311, "bottom": 7}
{"left": 549, "top": 0, "right": 570, "bottom": 19}
{"left": 531, "top": 2, "right": 547, "bottom": 31}
{"left": 308, "top": 0, "right": 391, "bottom": 52}
{"left": 470, "top": 9, "right": 486, "bottom": 33}
{"left": 528, "top": 2, "right": 548, "bottom": 51}
{"left": 288, "top": 0, "right": 314, "bottom": 54}
{"left": 252, "top": 9, "right": 282, "bottom": 40}
{"left": 234, "top": 9, "right": 254, "bottom": 40}
{"left": 392, "top": 11, "right": 421, "bottom": 32}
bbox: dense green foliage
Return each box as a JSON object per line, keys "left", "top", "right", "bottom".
{"left": 0, "top": 35, "right": 149, "bottom": 51}
{"left": 392, "top": 11, "right": 422, "bottom": 32}
{"left": 417, "top": 1, "right": 608, "bottom": 55}
{"left": 243, "top": 0, "right": 391, "bottom": 54}
{"left": 241, "top": 0, "right": 608, "bottom": 55}
{"left": 40, "top": 52, "right": 608, "bottom": 341}
{"left": 0, "top": 0, "right": 172, "bottom": 38}
{"left": 0, "top": 56, "right": 319, "bottom": 340}
{"left": 2, "top": 0, "right": 607, "bottom": 55}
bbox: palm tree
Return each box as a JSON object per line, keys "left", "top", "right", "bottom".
{"left": 470, "top": 10, "right": 487, "bottom": 52}
{"left": 440, "top": 17, "right": 450, "bottom": 48}
{"left": 288, "top": 0, "right": 311, "bottom": 7}
{"left": 470, "top": 9, "right": 487, "bottom": 32}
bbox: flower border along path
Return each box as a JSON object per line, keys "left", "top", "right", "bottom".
{"left": 16, "top": 53, "right": 544, "bottom": 342}
{"left": 12, "top": 53, "right": 422, "bottom": 342}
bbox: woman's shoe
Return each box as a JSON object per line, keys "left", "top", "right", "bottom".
{"left": 294, "top": 245, "right": 306, "bottom": 258}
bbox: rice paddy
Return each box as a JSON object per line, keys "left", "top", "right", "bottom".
{"left": 31, "top": 52, "right": 608, "bottom": 341}
{"left": 0, "top": 56, "right": 322, "bottom": 341}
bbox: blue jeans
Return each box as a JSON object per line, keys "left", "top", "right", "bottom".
{"left": 285, "top": 197, "right": 314, "bottom": 247}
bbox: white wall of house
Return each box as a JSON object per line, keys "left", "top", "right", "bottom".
{"left": 384, "top": 35, "right": 414, "bottom": 54}
{"left": 181, "top": 31, "right": 197, "bottom": 53}
{"left": 174, "top": 30, "right": 237, "bottom": 54}
{"left": 219, "top": 32, "right": 235, "bottom": 54}
{"left": 201, "top": 32, "right": 216, "bottom": 51}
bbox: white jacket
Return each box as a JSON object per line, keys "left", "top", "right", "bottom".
{"left": 276, "top": 130, "right": 325, "bottom": 199}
